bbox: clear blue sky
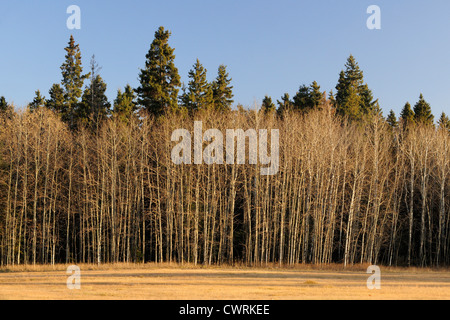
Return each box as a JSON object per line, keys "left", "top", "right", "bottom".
{"left": 1, "top": 0, "right": 449, "bottom": 118}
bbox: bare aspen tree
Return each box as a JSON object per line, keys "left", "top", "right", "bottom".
{"left": 1, "top": 101, "right": 449, "bottom": 267}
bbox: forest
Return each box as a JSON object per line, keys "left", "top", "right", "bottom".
{"left": 0, "top": 26, "right": 449, "bottom": 267}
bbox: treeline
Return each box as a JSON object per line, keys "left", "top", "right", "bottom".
{"left": 1, "top": 106, "right": 449, "bottom": 267}
{"left": 1, "top": 27, "right": 449, "bottom": 131}
{"left": 0, "top": 26, "right": 450, "bottom": 267}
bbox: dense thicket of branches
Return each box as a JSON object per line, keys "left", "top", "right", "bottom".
{"left": 0, "top": 103, "right": 449, "bottom": 267}
{"left": 3, "top": 28, "right": 449, "bottom": 270}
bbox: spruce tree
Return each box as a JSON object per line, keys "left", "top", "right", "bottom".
{"left": 343, "top": 84, "right": 361, "bottom": 119}
{"left": 180, "top": 59, "right": 213, "bottom": 112}
{"left": 386, "top": 109, "right": 398, "bottom": 128}
{"left": 309, "top": 81, "right": 323, "bottom": 109}
{"left": 136, "top": 26, "right": 181, "bottom": 116}
{"left": 0, "top": 96, "right": 9, "bottom": 113}
{"left": 438, "top": 112, "right": 450, "bottom": 133}
{"left": 360, "top": 83, "right": 379, "bottom": 115}
{"left": 400, "top": 102, "right": 415, "bottom": 127}
{"left": 212, "top": 65, "right": 233, "bottom": 112}
{"left": 60, "top": 35, "right": 89, "bottom": 127}
{"left": 335, "top": 70, "right": 347, "bottom": 107}
{"left": 292, "top": 82, "right": 324, "bottom": 112}
{"left": 0, "top": 96, "right": 13, "bottom": 119}
{"left": 80, "top": 74, "right": 111, "bottom": 126}
{"left": 292, "top": 84, "right": 311, "bottom": 111}
{"left": 335, "top": 56, "right": 363, "bottom": 120}
{"left": 277, "top": 93, "right": 293, "bottom": 114}
{"left": 413, "top": 94, "right": 434, "bottom": 125}
{"left": 328, "top": 90, "right": 336, "bottom": 108}
{"left": 28, "top": 90, "right": 46, "bottom": 111}
{"left": 113, "top": 85, "right": 137, "bottom": 123}
{"left": 77, "top": 55, "right": 109, "bottom": 126}
{"left": 46, "top": 84, "right": 65, "bottom": 114}
{"left": 335, "top": 55, "right": 376, "bottom": 121}
{"left": 262, "top": 95, "right": 276, "bottom": 113}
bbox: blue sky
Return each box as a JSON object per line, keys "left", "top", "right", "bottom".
{"left": 0, "top": 0, "right": 449, "bottom": 118}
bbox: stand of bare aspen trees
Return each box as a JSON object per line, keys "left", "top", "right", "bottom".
{"left": 0, "top": 104, "right": 449, "bottom": 267}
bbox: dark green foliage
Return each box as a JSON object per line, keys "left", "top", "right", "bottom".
{"left": 113, "top": 85, "right": 138, "bottom": 123}
{"left": 0, "top": 96, "right": 9, "bottom": 113}
{"left": 0, "top": 96, "right": 13, "bottom": 121}
{"left": 79, "top": 74, "right": 111, "bottom": 127}
{"left": 136, "top": 26, "right": 181, "bottom": 116}
{"left": 212, "top": 65, "right": 233, "bottom": 112}
{"left": 46, "top": 84, "right": 65, "bottom": 114}
{"left": 359, "top": 83, "right": 380, "bottom": 116}
{"left": 180, "top": 59, "right": 213, "bottom": 112}
{"left": 309, "top": 81, "right": 323, "bottom": 109}
{"left": 413, "top": 94, "right": 434, "bottom": 126}
{"left": 386, "top": 109, "right": 398, "bottom": 128}
{"left": 328, "top": 90, "right": 336, "bottom": 107}
{"left": 277, "top": 93, "right": 293, "bottom": 114}
{"left": 335, "top": 55, "right": 377, "bottom": 121}
{"left": 76, "top": 55, "right": 110, "bottom": 128}
{"left": 292, "top": 81, "right": 323, "bottom": 112}
{"left": 261, "top": 95, "right": 276, "bottom": 113}
{"left": 438, "top": 112, "right": 450, "bottom": 133}
{"left": 292, "top": 84, "right": 312, "bottom": 111}
{"left": 28, "top": 90, "right": 46, "bottom": 111}
{"left": 400, "top": 102, "right": 415, "bottom": 126}
{"left": 60, "top": 35, "right": 90, "bottom": 127}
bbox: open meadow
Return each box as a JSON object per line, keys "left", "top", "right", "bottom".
{"left": 0, "top": 263, "right": 449, "bottom": 300}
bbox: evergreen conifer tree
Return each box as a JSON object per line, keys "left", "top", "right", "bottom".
{"left": 335, "top": 55, "right": 377, "bottom": 121}
{"left": 309, "top": 81, "right": 323, "bottom": 109}
{"left": 80, "top": 74, "right": 111, "bottom": 126}
{"left": 386, "top": 109, "right": 398, "bottom": 128}
{"left": 277, "top": 93, "right": 293, "bottom": 114}
{"left": 293, "top": 84, "right": 311, "bottom": 111}
{"left": 28, "top": 90, "right": 46, "bottom": 111}
{"left": 212, "top": 65, "right": 233, "bottom": 112}
{"left": 413, "top": 94, "right": 434, "bottom": 125}
{"left": 262, "top": 95, "right": 276, "bottom": 113}
{"left": 113, "top": 85, "right": 137, "bottom": 123}
{"left": 0, "top": 96, "right": 9, "bottom": 113}
{"left": 400, "top": 102, "right": 415, "bottom": 127}
{"left": 46, "top": 84, "right": 65, "bottom": 114}
{"left": 136, "top": 26, "right": 181, "bottom": 116}
{"left": 437, "top": 112, "right": 450, "bottom": 133}
{"left": 180, "top": 59, "right": 213, "bottom": 112}
{"left": 292, "top": 81, "right": 324, "bottom": 112}
{"left": 60, "top": 35, "right": 90, "bottom": 127}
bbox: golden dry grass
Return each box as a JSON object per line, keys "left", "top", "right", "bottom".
{"left": 0, "top": 263, "right": 449, "bottom": 300}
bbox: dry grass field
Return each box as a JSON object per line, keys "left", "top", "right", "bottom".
{"left": 0, "top": 263, "right": 449, "bottom": 300}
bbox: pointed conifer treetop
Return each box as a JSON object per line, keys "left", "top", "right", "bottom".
{"left": 80, "top": 74, "right": 111, "bottom": 126}
{"left": 181, "top": 59, "right": 213, "bottom": 112}
{"left": 28, "top": 90, "right": 46, "bottom": 111}
{"left": 136, "top": 26, "right": 181, "bottom": 116}
{"left": 0, "top": 96, "right": 11, "bottom": 114}
{"left": 335, "top": 55, "right": 377, "bottom": 121}
{"left": 277, "top": 93, "right": 293, "bottom": 114}
{"left": 413, "top": 93, "right": 434, "bottom": 125}
{"left": 400, "top": 102, "right": 414, "bottom": 121}
{"left": 262, "top": 95, "right": 276, "bottom": 113}
{"left": 46, "top": 84, "right": 65, "bottom": 114}
{"left": 437, "top": 112, "right": 450, "bottom": 133}
{"left": 386, "top": 109, "right": 398, "bottom": 128}
{"left": 212, "top": 65, "right": 234, "bottom": 112}
{"left": 61, "top": 35, "right": 89, "bottom": 108}
{"left": 113, "top": 85, "right": 137, "bottom": 123}
{"left": 60, "top": 35, "right": 90, "bottom": 127}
